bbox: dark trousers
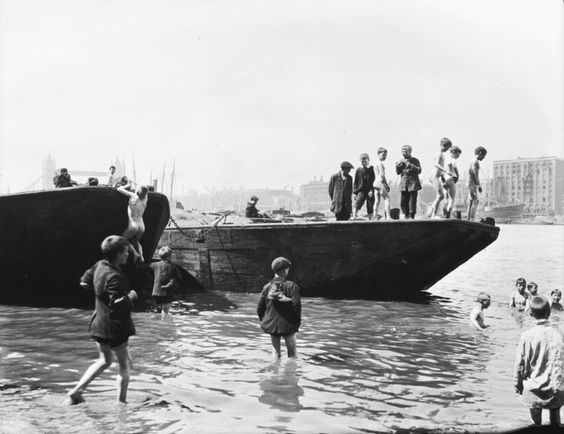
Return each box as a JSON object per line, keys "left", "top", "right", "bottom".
{"left": 334, "top": 210, "right": 351, "bottom": 221}
{"left": 400, "top": 190, "right": 418, "bottom": 218}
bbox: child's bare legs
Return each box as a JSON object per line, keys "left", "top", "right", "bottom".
{"left": 529, "top": 408, "right": 542, "bottom": 425}
{"left": 549, "top": 407, "right": 561, "bottom": 426}
{"left": 444, "top": 182, "right": 456, "bottom": 217}
{"left": 67, "top": 343, "right": 113, "bottom": 403}
{"left": 114, "top": 343, "right": 131, "bottom": 403}
{"left": 283, "top": 333, "right": 297, "bottom": 358}
{"left": 428, "top": 178, "right": 444, "bottom": 217}
{"left": 270, "top": 335, "right": 282, "bottom": 358}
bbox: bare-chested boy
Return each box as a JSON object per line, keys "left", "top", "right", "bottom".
{"left": 428, "top": 138, "right": 452, "bottom": 218}
{"left": 470, "top": 292, "right": 491, "bottom": 331}
{"left": 467, "top": 146, "right": 487, "bottom": 221}
{"left": 443, "top": 146, "right": 462, "bottom": 219}
{"left": 374, "top": 147, "right": 390, "bottom": 220}
{"left": 118, "top": 181, "right": 148, "bottom": 258}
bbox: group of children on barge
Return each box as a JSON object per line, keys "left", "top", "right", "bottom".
{"left": 328, "top": 138, "right": 488, "bottom": 221}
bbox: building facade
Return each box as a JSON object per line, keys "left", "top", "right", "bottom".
{"left": 299, "top": 176, "right": 331, "bottom": 211}
{"left": 492, "top": 157, "right": 564, "bottom": 216}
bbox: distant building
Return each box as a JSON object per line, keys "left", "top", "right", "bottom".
{"left": 299, "top": 176, "right": 330, "bottom": 211}
{"left": 493, "top": 156, "right": 564, "bottom": 216}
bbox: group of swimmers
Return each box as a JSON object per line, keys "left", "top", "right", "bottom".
{"left": 327, "top": 138, "right": 488, "bottom": 221}
{"left": 469, "top": 279, "right": 564, "bottom": 427}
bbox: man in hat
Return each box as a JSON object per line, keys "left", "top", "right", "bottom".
{"left": 328, "top": 161, "right": 354, "bottom": 221}
{"left": 245, "top": 195, "right": 260, "bottom": 218}
{"left": 257, "top": 257, "right": 301, "bottom": 358}
{"left": 395, "top": 145, "right": 422, "bottom": 219}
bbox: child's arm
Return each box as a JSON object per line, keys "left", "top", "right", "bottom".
{"left": 79, "top": 264, "right": 96, "bottom": 290}
{"left": 257, "top": 290, "right": 267, "bottom": 320}
{"left": 509, "top": 293, "right": 515, "bottom": 308}
{"left": 469, "top": 306, "right": 485, "bottom": 331}
{"left": 513, "top": 337, "right": 526, "bottom": 394}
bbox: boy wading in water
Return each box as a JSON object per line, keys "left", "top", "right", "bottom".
{"left": 257, "top": 257, "right": 301, "bottom": 358}
{"left": 470, "top": 292, "right": 491, "bottom": 331}
{"left": 150, "top": 246, "right": 180, "bottom": 317}
{"left": 514, "top": 296, "right": 564, "bottom": 427}
{"left": 509, "top": 277, "right": 529, "bottom": 312}
{"left": 428, "top": 137, "right": 452, "bottom": 218}
{"left": 467, "top": 146, "right": 487, "bottom": 221}
{"left": 66, "top": 235, "right": 138, "bottom": 405}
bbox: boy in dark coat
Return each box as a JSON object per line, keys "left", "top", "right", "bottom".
{"left": 353, "top": 153, "right": 376, "bottom": 220}
{"left": 257, "top": 257, "right": 301, "bottom": 358}
{"left": 395, "top": 145, "right": 422, "bottom": 219}
{"left": 66, "top": 235, "right": 138, "bottom": 405}
{"left": 150, "top": 245, "right": 180, "bottom": 317}
{"left": 328, "top": 161, "right": 354, "bottom": 221}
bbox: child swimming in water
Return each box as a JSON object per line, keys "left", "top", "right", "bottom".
{"left": 514, "top": 296, "right": 564, "bottom": 426}
{"left": 509, "top": 278, "right": 529, "bottom": 311}
{"left": 550, "top": 289, "right": 563, "bottom": 311}
{"left": 470, "top": 292, "right": 491, "bottom": 331}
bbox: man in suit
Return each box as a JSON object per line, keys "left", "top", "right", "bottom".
{"left": 395, "top": 145, "right": 422, "bottom": 219}
{"left": 328, "top": 161, "right": 354, "bottom": 221}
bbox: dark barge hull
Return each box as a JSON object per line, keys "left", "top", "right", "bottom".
{"left": 0, "top": 187, "right": 170, "bottom": 306}
{"left": 159, "top": 219, "right": 499, "bottom": 298}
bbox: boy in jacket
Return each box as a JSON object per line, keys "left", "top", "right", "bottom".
{"left": 257, "top": 257, "right": 301, "bottom": 358}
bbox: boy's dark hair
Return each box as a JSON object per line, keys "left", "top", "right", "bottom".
{"left": 474, "top": 146, "right": 487, "bottom": 156}
{"left": 551, "top": 289, "right": 562, "bottom": 296}
{"left": 100, "top": 235, "right": 129, "bottom": 261}
{"left": 516, "top": 277, "right": 526, "bottom": 286}
{"left": 450, "top": 146, "right": 462, "bottom": 154}
{"left": 529, "top": 296, "right": 551, "bottom": 319}
{"left": 440, "top": 137, "right": 452, "bottom": 148}
{"left": 527, "top": 282, "right": 538, "bottom": 290}
{"left": 109, "top": 165, "right": 116, "bottom": 170}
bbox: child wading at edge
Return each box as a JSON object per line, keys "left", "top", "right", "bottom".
{"left": 514, "top": 296, "right": 564, "bottom": 427}
{"left": 550, "top": 289, "right": 563, "bottom": 311}
{"left": 470, "top": 292, "right": 491, "bottom": 331}
{"left": 428, "top": 137, "right": 453, "bottom": 218}
{"left": 442, "top": 146, "right": 462, "bottom": 219}
{"left": 150, "top": 246, "right": 180, "bottom": 317}
{"left": 509, "top": 277, "right": 529, "bottom": 312}
{"left": 65, "top": 235, "right": 137, "bottom": 405}
{"left": 374, "top": 147, "right": 391, "bottom": 220}
{"left": 467, "top": 146, "right": 487, "bottom": 221}
{"left": 257, "top": 257, "right": 302, "bottom": 358}
{"left": 353, "top": 153, "right": 376, "bottom": 220}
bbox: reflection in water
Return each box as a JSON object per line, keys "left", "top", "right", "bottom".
{"left": 0, "top": 225, "right": 563, "bottom": 433}
{"left": 259, "top": 359, "right": 304, "bottom": 412}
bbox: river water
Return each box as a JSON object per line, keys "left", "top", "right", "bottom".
{"left": 1, "top": 224, "right": 563, "bottom": 433}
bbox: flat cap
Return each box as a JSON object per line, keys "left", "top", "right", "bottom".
{"left": 359, "top": 153, "right": 370, "bottom": 160}
{"left": 340, "top": 161, "right": 354, "bottom": 169}
{"left": 271, "top": 256, "right": 291, "bottom": 272}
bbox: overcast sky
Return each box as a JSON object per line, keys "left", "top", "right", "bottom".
{"left": 0, "top": 0, "right": 562, "bottom": 194}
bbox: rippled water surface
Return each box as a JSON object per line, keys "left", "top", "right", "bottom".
{"left": 1, "top": 225, "right": 563, "bottom": 433}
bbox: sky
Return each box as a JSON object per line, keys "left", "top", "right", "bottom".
{"left": 0, "top": 0, "right": 562, "bottom": 194}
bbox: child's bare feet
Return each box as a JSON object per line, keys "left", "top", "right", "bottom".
{"left": 64, "top": 391, "right": 85, "bottom": 405}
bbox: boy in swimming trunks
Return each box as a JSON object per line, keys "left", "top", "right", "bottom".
{"left": 470, "top": 292, "right": 491, "bottom": 331}
{"left": 550, "top": 289, "right": 563, "bottom": 311}
{"left": 442, "top": 146, "right": 462, "bottom": 219}
{"left": 257, "top": 257, "right": 301, "bottom": 358}
{"left": 374, "top": 147, "right": 391, "bottom": 220}
{"left": 66, "top": 235, "right": 138, "bottom": 405}
{"left": 467, "top": 146, "right": 487, "bottom": 221}
{"left": 118, "top": 181, "right": 148, "bottom": 259}
{"left": 428, "top": 138, "right": 452, "bottom": 218}
{"left": 514, "top": 296, "right": 564, "bottom": 426}
{"left": 150, "top": 246, "right": 180, "bottom": 317}
{"left": 509, "top": 278, "right": 529, "bottom": 311}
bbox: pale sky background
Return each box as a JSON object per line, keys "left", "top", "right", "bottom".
{"left": 0, "top": 0, "right": 562, "bottom": 194}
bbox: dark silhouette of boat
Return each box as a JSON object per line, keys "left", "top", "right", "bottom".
{"left": 159, "top": 219, "right": 500, "bottom": 298}
{"left": 0, "top": 187, "right": 170, "bottom": 306}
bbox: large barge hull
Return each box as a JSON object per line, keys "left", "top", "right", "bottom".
{"left": 159, "top": 219, "right": 499, "bottom": 298}
{"left": 0, "top": 187, "right": 170, "bottom": 306}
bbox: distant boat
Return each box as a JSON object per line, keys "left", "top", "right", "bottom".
{"left": 0, "top": 187, "right": 170, "bottom": 306}
{"left": 159, "top": 219, "right": 499, "bottom": 298}
{"left": 482, "top": 203, "right": 525, "bottom": 220}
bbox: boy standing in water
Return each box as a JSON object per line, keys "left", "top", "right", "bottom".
{"left": 550, "top": 289, "right": 563, "bottom": 311}
{"left": 514, "top": 296, "right": 564, "bottom": 427}
{"left": 353, "top": 153, "right": 376, "bottom": 220}
{"left": 467, "top": 146, "right": 487, "bottom": 221}
{"left": 150, "top": 246, "right": 180, "bottom": 317}
{"left": 509, "top": 278, "right": 529, "bottom": 311}
{"left": 374, "top": 147, "right": 391, "bottom": 220}
{"left": 66, "top": 235, "right": 137, "bottom": 405}
{"left": 428, "top": 138, "right": 452, "bottom": 218}
{"left": 470, "top": 292, "right": 491, "bottom": 331}
{"left": 257, "top": 257, "right": 301, "bottom": 358}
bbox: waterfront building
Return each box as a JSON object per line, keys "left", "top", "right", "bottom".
{"left": 492, "top": 156, "right": 564, "bottom": 216}
{"left": 299, "top": 176, "right": 331, "bottom": 211}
